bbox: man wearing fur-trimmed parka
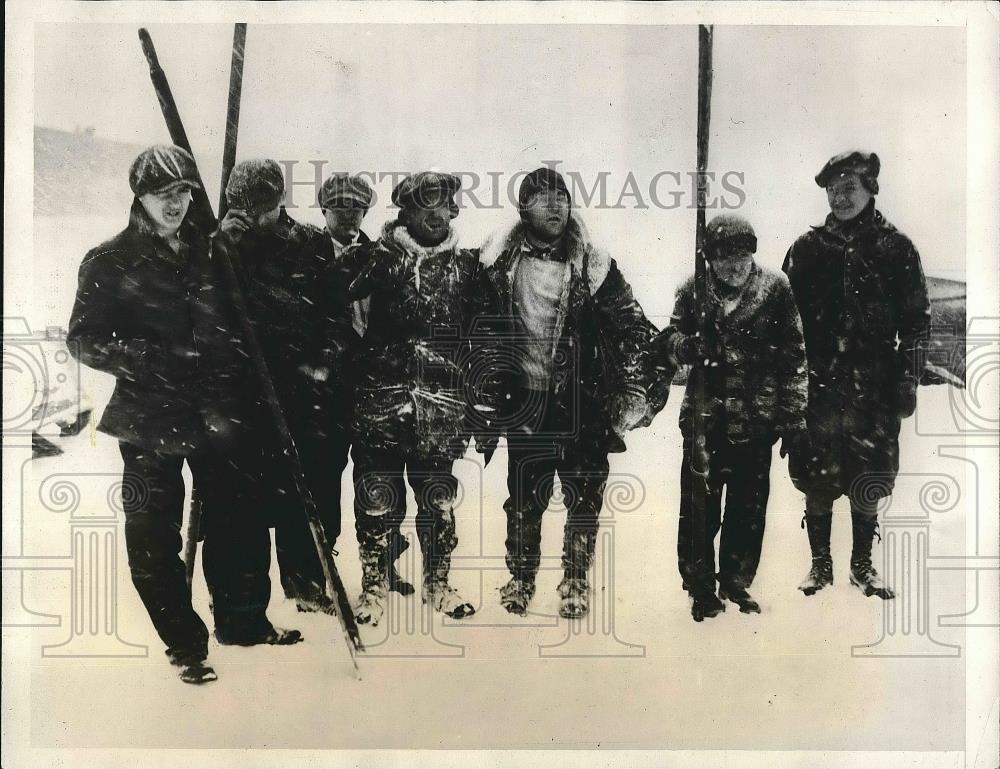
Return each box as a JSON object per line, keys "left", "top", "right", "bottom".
{"left": 478, "top": 167, "right": 661, "bottom": 619}
{"left": 345, "top": 171, "right": 481, "bottom": 626}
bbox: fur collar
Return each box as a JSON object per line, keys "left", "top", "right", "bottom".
{"left": 479, "top": 210, "right": 611, "bottom": 294}
{"left": 384, "top": 219, "right": 460, "bottom": 258}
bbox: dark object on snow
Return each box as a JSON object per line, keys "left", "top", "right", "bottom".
{"left": 783, "top": 202, "right": 930, "bottom": 500}
{"left": 58, "top": 408, "right": 92, "bottom": 437}
{"left": 718, "top": 582, "right": 761, "bottom": 614}
{"left": 690, "top": 589, "right": 726, "bottom": 622}
{"left": 814, "top": 150, "right": 880, "bottom": 194}
{"left": 31, "top": 433, "right": 63, "bottom": 459}
{"left": 128, "top": 144, "right": 202, "bottom": 197}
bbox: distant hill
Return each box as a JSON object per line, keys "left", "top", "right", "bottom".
{"left": 34, "top": 126, "right": 146, "bottom": 216}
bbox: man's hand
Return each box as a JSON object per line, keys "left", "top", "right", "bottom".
{"left": 612, "top": 389, "right": 648, "bottom": 437}
{"left": 674, "top": 333, "right": 708, "bottom": 366}
{"left": 217, "top": 209, "right": 252, "bottom": 241}
{"left": 896, "top": 379, "right": 918, "bottom": 419}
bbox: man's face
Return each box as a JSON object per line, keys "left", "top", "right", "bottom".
{"left": 522, "top": 189, "right": 571, "bottom": 242}
{"left": 708, "top": 246, "right": 754, "bottom": 288}
{"left": 139, "top": 185, "right": 192, "bottom": 234}
{"left": 826, "top": 173, "right": 873, "bottom": 221}
{"left": 403, "top": 191, "right": 455, "bottom": 247}
{"left": 323, "top": 204, "right": 366, "bottom": 245}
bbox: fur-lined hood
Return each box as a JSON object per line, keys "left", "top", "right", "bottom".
{"left": 479, "top": 210, "right": 611, "bottom": 295}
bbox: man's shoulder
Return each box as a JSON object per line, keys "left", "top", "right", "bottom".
{"left": 80, "top": 228, "right": 138, "bottom": 269}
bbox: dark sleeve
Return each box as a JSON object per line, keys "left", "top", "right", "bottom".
{"left": 66, "top": 248, "right": 148, "bottom": 381}
{"left": 344, "top": 242, "right": 384, "bottom": 300}
{"left": 773, "top": 277, "right": 809, "bottom": 434}
{"left": 654, "top": 278, "right": 697, "bottom": 368}
{"left": 592, "top": 258, "right": 656, "bottom": 396}
{"left": 893, "top": 236, "right": 931, "bottom": 384}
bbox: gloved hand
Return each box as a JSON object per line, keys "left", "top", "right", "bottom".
{"left": 674, "top": 333, "right": 708, "bottom": 366}
{"left": 612, "top": 389, "right": 648, "bottom": 437}
{"left": 896, "top": 379, "right": 918, "bottom": 419}
{"left": 781, "top": 427, "right": 814, "bottom": 493}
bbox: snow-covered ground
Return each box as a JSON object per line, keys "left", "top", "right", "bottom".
{"left": 4, "top": 374, "right": 974, "bottom": 752}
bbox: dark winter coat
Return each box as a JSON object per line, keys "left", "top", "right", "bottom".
{"left": 477, "top": 212, "right": 665, "bottom": 455}
{"left": 67, "top": 201, "right": 248, "bottom": 455}
{"left": 221, "top": 209, "right": 356, "bottom": 442}
{"left": 661, "top": 263, "right": 808, "bottom": 445}
{"left": 782, "top": 202, "right": 930, "bottom": 498}
{"left": 344, "top": 220, "right": 483, "bottom": 460}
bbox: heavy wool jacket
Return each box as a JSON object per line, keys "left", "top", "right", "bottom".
{"left": 661, "top": 263, "right": 809, "bottom": 445}
{"left": 478, "top": 212, "right": 665, "bottom": 454}
{"left": 782, "top": 201, "right": 930, "bottom": 498}
{"left": 345, "top": 220, "right": 483, "bottom": 460}
{"left": 67, "top": 201, "right": 248, "bottom": 455}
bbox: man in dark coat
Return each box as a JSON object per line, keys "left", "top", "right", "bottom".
{"left": 657, "top": 215, "right": 808, "bottom": 621}
{"left": 783, "top": 151, "right": 930, "bottom": 600}
{"left": 67, "top": 146, "right": 299, "bottom": 684}
{"left": 478, "top": 168, "right": 663, "bottom": 619}
{"left": 214, "top": 160, "right": 360, "bottom": 613}
{"left": 345, "top": 171, "right": 481, "bottom": 626}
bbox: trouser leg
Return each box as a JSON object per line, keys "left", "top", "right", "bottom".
{"left": 717, "top": 441, "right": 772, "bottom": 589}
{"left": 558, "top": 446, "right": 610, "bottom": 581}
{"left": 408, "top": 456, "right": 459, "bottom": 588}
{"left": 274, "top": 432, "right": 349, "bottom": 603}
{"left": 194, "top": 450, "right": 274, "bottom": 640}
{"left": 352, "top": 444, "right": 406, "bottom": 589}
{"left": 118, "top": 442, "right": 209, "bottom": 661}
{"left": 677, "top": 438, "right": 723, "bottom": 594}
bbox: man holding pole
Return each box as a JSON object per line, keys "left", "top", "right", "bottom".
{"left": 68, "top": 146, "right": 298, "bottom": 684}
{"left": 214, "top": 159, "right": 356, "bottom": 614}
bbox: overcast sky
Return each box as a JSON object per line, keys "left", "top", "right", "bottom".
{"left": 35, "top": 23, "right": 965, "bottom": 323}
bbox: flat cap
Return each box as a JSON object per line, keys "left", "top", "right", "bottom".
{"left": 391, "top": 171, "right": 461, "bottom": 209}
{"left": 129, "top": 145, "right": 201, "bottom": 197}
{"left": 518, "top": 167, "right": 572, "bottom": 209}
{"left": 705, "top": 214, "right": 757, "bottom": 254}
{"left": 815, "top": 150, "right": 880, "bottom": 194}
{"left": 318, "top": 173, "right": 375, "bottom": 211}
{"left": 225, "top": 159, "right": 285, "bottom": 213}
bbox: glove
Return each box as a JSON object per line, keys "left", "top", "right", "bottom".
{"left": 674, "top": 334, "right": 707, "bottom": 366}
{"left": 611, "top": 389, "right": 648, "bottom": 437}
{"left": 896, "top": 379, "right": 918, "bottom": 419}
{"left": 781, "top": 428, "right": 814, "bottom": 493}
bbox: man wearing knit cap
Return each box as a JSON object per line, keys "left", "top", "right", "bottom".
{"left": 68, "top": 145, "right": 298, "bottom": 683}
{"left": 477, "top": 167, "right": 663, "bottom": 619}
{"left": 345, "top": 169, "right": 481, "bottom": 625}
{"left": 215, "top": 159, "right": 355, "bottom": 615}
{"left": 783, "top": 150, "right": 930, "bottom": 600}
{"left": 656, "top": 214, "right": 808, "bottom": 621}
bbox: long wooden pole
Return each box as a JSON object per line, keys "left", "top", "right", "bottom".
{"left": 690, "top": 24, "right": 715, "bottom": 591}
{"left": 138, "top": 27, "right": 364, "bottom": 670}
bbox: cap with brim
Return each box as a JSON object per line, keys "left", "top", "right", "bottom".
{"left": 391, "top": 171, "right": 461, "bottom": 210}
{"left": 129, "top": 144, "right": 202, "bottom": 198}
{"left": 815, "top": 151, "right": 880, "bottom": 194}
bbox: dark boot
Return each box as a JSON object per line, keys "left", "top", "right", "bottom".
{"left": 850, "top": 514, "right": 895, "bottom": 600}
{"left": 557, "top": 576, "right": 590, "bottom": 619}
{"left": 32, "top": 432, "right": 63, "bottom": 458}
{"left": 690, "top": 589, "right": 726, "bottom": 622}
{"left": 718, "top": 581, "right": 761, "bottom": 614}
{"left": 798, "top": 515, "right": 834, "bottom": 596}
{"left": 354, "top": 543, "right": 387, "bottom": 626}
{"left": 385, "top": 530, "right": 415, "bottom": 596}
